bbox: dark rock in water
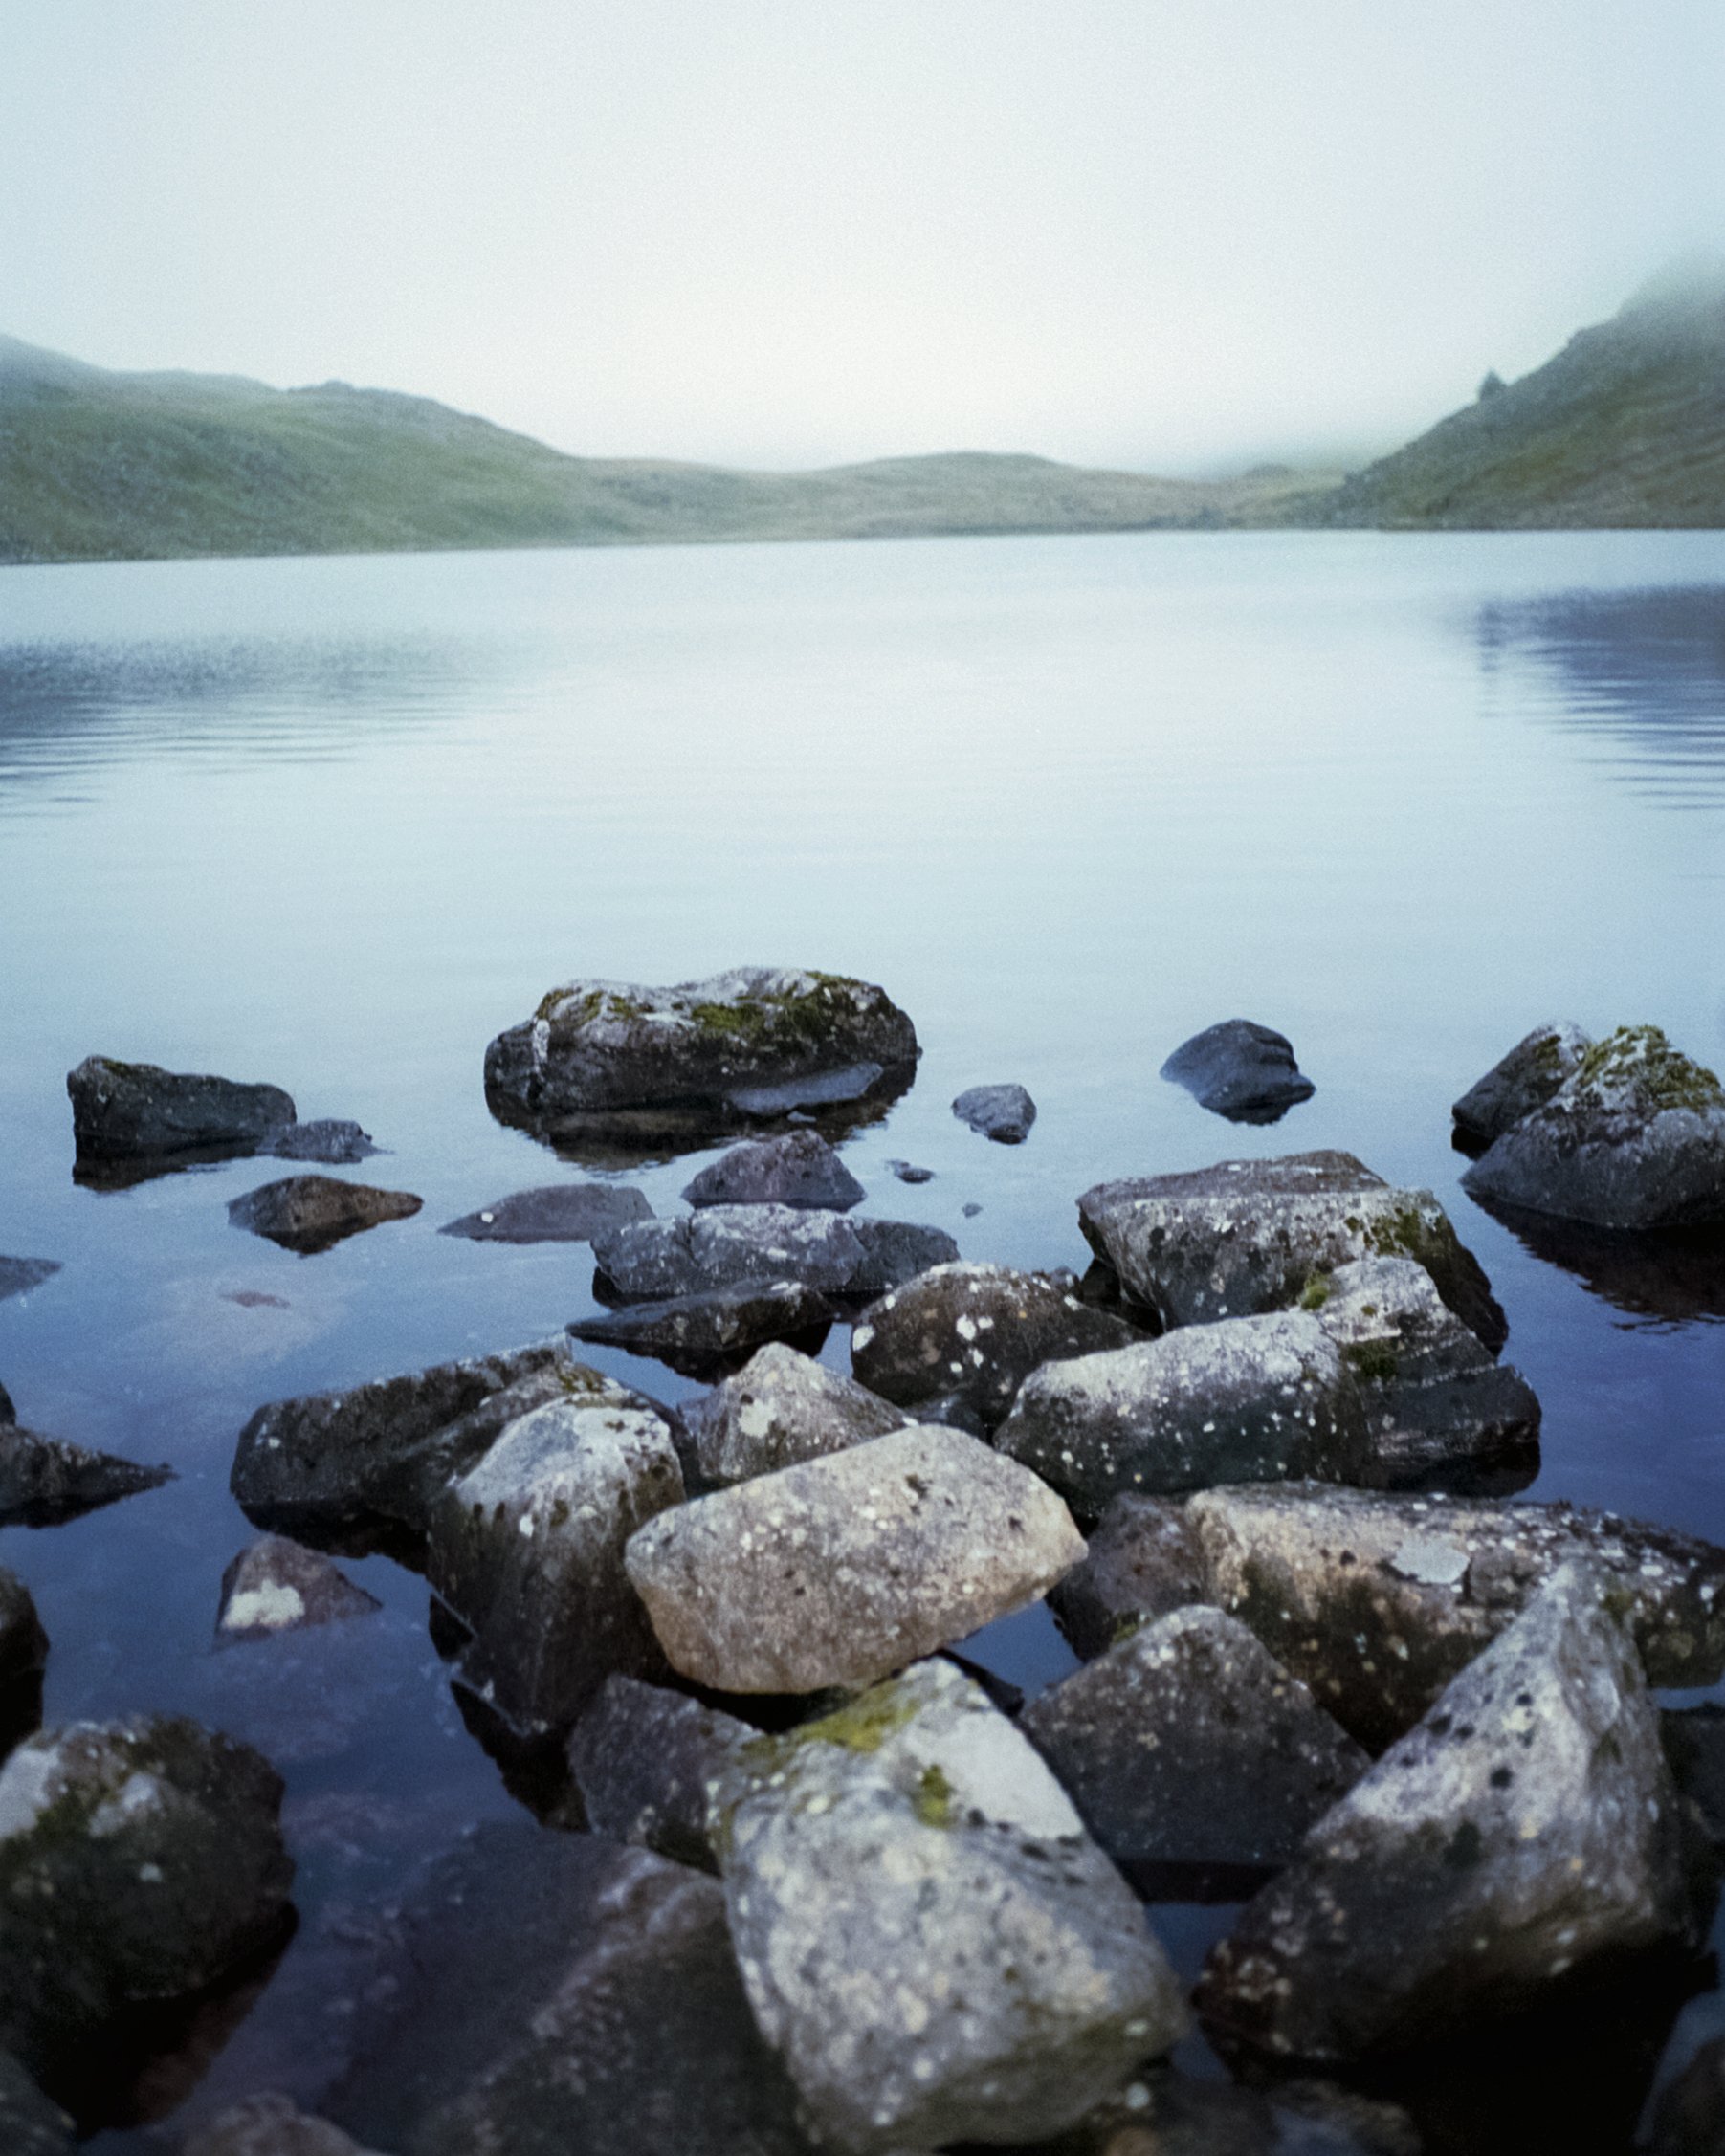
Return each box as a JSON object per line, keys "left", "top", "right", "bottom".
{"left": 886, "top": 1158, "right": 933, "bottom": 1183}
{"left": 592, "top": 1204, "right": 952, "bottom": 1305}
{"left": 681, "top": 1130, "right": 865, "bottom": 1211}
{"left": 0, "top": 1572, "right": 47, "bottom": 1764}
{"left": 439, "top": 1180, "right": 652, "bottom": 1243}
{"left": 0, "top": 1716, "right": 293, "bottom": 2088}
{"left": 678, "top": 1341, "right": 903, "bottom": 1486}
{"left": 0, "top": 2054, "right": 72, "bottom": 2156}
{"left": 0, "top": 1417, "right": 172, "bottom": 1529}
{"left": 184, "top": 2095, "right": 381, "bottom": 2155}
{"left": 228, "top": 1176, "right": 422, "bottom": 1255}
{"left": 1080, "top": 1149, "right": 1508, "bottom": 1353}
{"left": 1462, "top": 1024, "right": 1725, "bottom": 1228}
{"left": 962, "top": 1199, "right": 983, "bottom": 1217}
{"left": 569, "top": 1281, "right": 833, "bottom": 1379}
{"left": 1451, "top": 1021, "right": 1591, "bottom": 1154}
{"left": 215, "top": 1537, "right": 381, "bottom": 1645}
{"left": 1046, "top": 1494, "right": 1208, "bottom": 1659}
{"left": 0, "top": 1384, "right": 9, "bottom": 1423}
{"left": 851, "top": 1262, "right": 1145, "bottom": 1430}
{"left": 566, "top": 1675, "right": 750, "bottom": 1871}
{"left": 1651, "top": 2032, "right": 1725, "bottom": 2156}
{"left": 262, "top": 1121, "right": 380, "bottom": 1166}
{"left": 0, "top": 1261, "right": 59, "bottom": 1306}
{"left": 1197, "top": 1563, "right": 1696, "bottom": 2062}
{"left": 1161, "top": 1019, "right": 1316, "bottom": 1123}
{"left": 952, "top": 1082, "right": 1037, "bottom": 1143}
{"left": 68, "top": 1057, "right": 296, "bottom": 1167}
{"left": 325, "top": 1822, "right": 812, "bottom": 2156}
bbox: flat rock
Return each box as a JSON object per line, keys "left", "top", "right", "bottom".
{"left": 1462, "top": 1024, "right": 1725, "bottom": 1228}
{"left": 1451, "top": 1021, "right": 1592, "bottom": 1153}
{"left": 886, "top": 1159, "right": 933, "bottom": 1183}
{"left": 851, "top": 1262, "right": 1145, "bottom": 1430}
{"left": 263, "top": 1121, "right": 381, "bottom": 1166}
{"left": 1046, "top": 1494, "right": 1209, "bottom": 1659}
{"left": 67, "top": 1056, "right": 296, "bottom": 1165}
{"left": 216, "top": 1537, "right": 381, "bottom": 1644}
{"left": 1196, "top": 1562, "right": 1696, "bottom": 2061}
{"left": 0, "top": 1262, "right": 59, "bottom": 1306}
{"left": 566, "top": 1675, "right": 750, "bottom": 1870}
{"left": 439, "top": 1179, "right": 652, "bottom": 1243}
{"left": 679, "top": 1341, "right": 904, "bottom": 1486}
{"left": 569, "top": 1280, "right": 833, "bottom": 1379}
{"left": 952, "top": 1082, "right": 1037, "bottom": 1143}
{"left": 0, "top": 1418, "right": 171, "bottom": 1529}
{"left": 0, "top": 2055, "right": 72, "bottom": 2156}
{"left": 1160, "top": 1019, "right": 1316, "bottom": 1123}
{"left": 625, "top": 1424, "right": 1085, "bottom": 1693}
{"left": 593, "top": 1204, "right": 953, "bottom": 1303}
{"left": 228, "top": 1176, "right": 422, "bottom": 1255}
{"left": 185, "top": 2097, "right": 384, "bottom": 2156}
{"left": 682, "top": 1130, "right": 866, "bottom": 1211}
{"left": 711, "top": 1658, "right": 1186, "bottom": 2152}
{"left": 1079, "top": 1150, "right": 1508, "bottom": 1353}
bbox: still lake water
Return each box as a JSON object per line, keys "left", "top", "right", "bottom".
{"left": 2, "top": 530, "right": 1724, "bottom": 2149}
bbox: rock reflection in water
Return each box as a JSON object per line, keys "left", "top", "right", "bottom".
{"left": 1467, "top": 1192, "right": 1725, "bottom": 1327}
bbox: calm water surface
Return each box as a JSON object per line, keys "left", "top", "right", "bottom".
{"left": 2, "top": 530, "right": 1724, "bottom": 2148}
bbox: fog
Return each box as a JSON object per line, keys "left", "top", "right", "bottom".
{"left": 4, "top": 0, "right": 1723, "bottom": 473}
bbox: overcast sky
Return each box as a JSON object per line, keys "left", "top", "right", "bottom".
{"left": 4, "top": 1, "right": 1723, "bottom": 473}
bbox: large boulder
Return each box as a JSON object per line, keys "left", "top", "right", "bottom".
{"left": 566, "top": 1675, "right": 750, "bottom": 1871}
{"left": 228, "top": 1176, "right": 422, "bottom": 1256}
{"left": 215, "top": 1537, "right": 381, "bottom": 1645}
{"left": 1079, "top": 1151, "right": 1507, "bottom": 1352}
{"left": 678, "top": 1341, "right": 904, "bottom": 1486}
{"left": 1196, "top": 1564, "right": 1697, "bottom": 2061}
{"left": 1451, "top": 1021, "right": 1591, "bottom": 1154}
{"left": 0, "top": 1262, "right": 59, "bottom": 1307}
{"left": 439, "top": 1181, "right": 652, "bottom": 1243}
{"left": 1160, "top": 1020, "right": 1316, "bottom": 1124}
{"left": 0, "top": 1408, "right": 170, "bottom": 1529}
{"left": 1461, "top": 1024, "right": 1725, "bottom": 1228}
{"left": 952, "top": 1082, "right": 1038, "bottom": 1143}
{"left": 711, "top": 1658, "right": 1186, "bottom": 2152}
{"left": 624, "top": 1424, "right": 1085, "bottom": 1693}
{"left": 592, "top": 1204, "right": 955, "bottom": 1304}
{"left": 67, "top": 1057, "right": 295, "bottom": 1166}
{"left": 569, "top": 1281, "right": 834, "bottom": 1378}
{"left": 682, "top": 1130, "right": 866, "bottom": 1211}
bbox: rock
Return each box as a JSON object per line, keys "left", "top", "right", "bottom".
{"left": 1650, "top": 2032, "right": 1725, "bottom": 2156}
{"left": 1462, "top": 1024, "right": 1725, "bottom": 1228}
{"left": 427, "top": 1391, "right": 685, "bottom": 1733}
{"left": 0, "top": 2054, "right": 72, "bottom": 2156}
{"left": 996, "top": 1310, "right": 1370, "bottom": 1516}
{"left": 953, "top": 1082, "right": 1037, "bottom": 1143}
{"left": 1079, "top": 1150, "right": 1508, "bottom": 1353}
{"left": 325, "top": 1823, "right": 811, "bottom": 2156}
{"left": 678, "top": 1341, "right": 904, "bottom": 1485}
{"left": 0, "top": 1570, "right": 47, "bottom": 1733}
{"left": 185, "top": 2096, "right": 384, "bottom": 2156}
{"left": 711, "top": 1658, "right": 1185, "bottom": 2152}
{"left": 566, "top": 1675, "right": 750, "bottom": 1870}
{"left": 569, "top": 1281, "right": 833, "bottom": 1378}
{"left": 0, "top": 1384, "right": 9, "bottom": 1422}
{"left": 0, "top": 1414, "right": 171, "bottom": 1529}
{"left": 1183, "top": 1483, "right": 1725, "bottom": 1749}
{"left": 846, "top": 1216, "right": 962, "bottom": 1295}
{"left": 1160, "top": 1020, "right": 1316, "bottom": 1124}
{"left": 216, "top": 1537, "right": 381, "bottom": 1644}
{"left": 228, "top": 1176, "right": 423, "bottom": 1255}
{"left": 1451, "top": 1021, "right": 1592, "bottom": 1153}
{"left": 851, "top": 1262, "right": 1145, "bottom": 1430}
{"left": 886, "top": 1159, "right": 933, "bottom": 1183}
{"left": 592, "top": 1204, "right": 954, "bottom": 1303}
{"left": 439, "top": 1180, "right": 652, "bottom": 1243}
{"left": 263, "top": 1121, "right": 381, "bottom": 1166}
{"left": 0, "top": 1261, "right": 59, "bottom": 1306}
{"left": 1661, "top": 1704, "right": 1725, "bottom": 1851}
{"left": 1046, "top": 1495, "right": 1208, "bottom": 1658}
{"left": 0, "top": 1716, "right": 292, "bottom": 2084}
{"left": 1196, "top": 1563, "right": 1696, "bottom": 2061}
{"left": 682, "top": 1130, "right": 866, "bottom": 1211}
{"left": 1018, "top": 2062, "right": 1421, "bottom": 2156}
{"left": 67, "top": 1057, "right": 296, "bottom": 1167}
{"left": 624, "top": 1424, "right": 1085, "bottom": 1693}
{"left": 1021, "top": 1607, "right": 1368, "bottom": 1887}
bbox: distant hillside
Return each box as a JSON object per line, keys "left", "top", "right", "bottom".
{"left": 0, "top": 336, "right": 1330, "bottom": 565}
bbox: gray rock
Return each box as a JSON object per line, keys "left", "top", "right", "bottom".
{"left": 1462, "top": 1024, "right": 1725, "bottom": 1227}
{"left": 953, "top": 1082, "right": 1037, "bottom": 1143}
{"left": 845, "top": 1216, "right": 962, "bottom": 1295}
{"left": 1196, "top": 1563, "right": 1696, "bottom": 2061}
{"left": 66, "top": 1055, "right": 295, "bottom": 1165}
{"left": 1161, "top": 1019, "right": 1316, "bottom": 1123}
{"left": 439, "top": 1180, "right": 652, "bottom": 1243}
{"left": 593, "top": 1204, "right": 951, "bottom": 1303}
{"left": 1021, "top": 1607, "right": 1368, "bottom": 1884}
{"left": 0, "top": 1262, "right": 59, "bottom": 1306}
{"left": 184, "top": 2097, "right": 385, "bottom": 2156}
{"left": 996, "top": 1310, "right": 1371, "bottom": 1516}
{"left": 886, "top": 1159, "right": 934, "bottom": 1183}
{"left": 216, "top": 1537, "right": 381, "bottom": 1644}
{"left": 228, "top": 1176, "right": 423, "bottom": 1255}
{"left": 0, "top": 1415, "right": 171, "bottom": 1529}
{"left": 0, "top": 2054, "right": 71, "bottom": 2156}
{"left": 263, "top": 1120, "right": 381, "bottom": 1166}
{"left": 679, "top": 1341, "right": 904, "bottom": 1486}
{"left": 711, "top": 1658, "right": 1186, "bottom": 2152}
{"left": 1046, "top": 1494, "right": 1209, "bottom": 1659}
{"left": 682, "top": 1130, "right": 866, "bottom": 1211}
{"left": 427, "top": 1391, "right": 685, "bottom": 1733}
{"left": 569, "top": 1280, "right": 833, "bottom": 1378}
{"left": 625, "top": 1424, "right": 1086, "bottom": 1693}
{"left": 1079, "top": 1150, "right": 1508, "bottom": 1353}
{"left": 1451, "top": 1021, "right": 1592, "bottom": 1152}
{"left": 851, "top": 1262, "right": 1145, "bottom": 1430}
{"left": 0, "top": 1716, "right": 292, "bottom": 2083}
{"left": 566, "top": 1675, "right": 750, "bottom": 1870}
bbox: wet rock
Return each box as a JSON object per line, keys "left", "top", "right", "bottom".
{"left": 0, "top": 1261, "right": 59, "bottom": 1306}
{"left": 228, "top": 1176, "right": 423, "bottom": 1255}
{"left": 1196, "top": 1563, "right": 1696, "bottom": 2061}
{"left": 1462, "top": 1024, "right": 1725, "bottom": 1228}
{"left": 953, "top": 1082, "right": 1037, "bottom": 1143}
{"left": 1184, "top": 1483, "right": 1725, "bottom": 1750}
{"left": 851, "top": 1262, "right": 1145, "bottom": 1430}
{"left": 678, "top": 1341, "right": 903, "bottom": 1486}
{"left": 326, "top": 1822, "right": 811, "bottom": 2156}
{"left": 67, "top": 1056, "right": 296, "bottom": 1167}
{"left": 996, "top": 1310, "right": 1370, "bottom": 1515}
{"left": 262, "top": 1121, "right": 381, "bottom": 1167}
{"left": 1019, "top": 2061, "right": 1421, "bottom": 2155}
{"left": 712, "top": 1658, "right": 1185, "bottom": 2152}
{"left": 1021, "top": 1607, "right": 1368, "bottom": 1887}
{"left": 625, "top": 1424, "right": 1085, "bottom": 1693}
{"left": 566, "top": 1675, "right": 749, "bottom": 1870}
{"left": 887, "top": 1158, "right": 934, "bottom": 1183}
{"left": 569, "top": 1280, "right": 833, "bottom": 1378}
{"left": 427, "top": 1390, "right": 685, "bottom": 1733}
{"left": 0, "top": 1412, "right": 171, "bottom": 1529}
{"left": 439, "top": 1180, "right": 652, "bottom": 1243}
{"left": 0, "top": 1716, "right": 292, "bottom": 2085}
{"left": 0, "top": 2054, "right": 72, "bottom": 2156}
{"left": 185, "top": 2096, "right": 384, "bottom": 2156}
{"left": 1451, "top": 1021, "right": 1592, "bottom": 1154}
{"left": 1046, "top": 1495, "right": 1208, "bottom": 1658}
{"left": 592, "top": 1204, "right": 952, "bottom": 1303}
{"left": 215, "top": 1538, "right": 381, "bottom": 1645}
{"left": 1079, "top": 1150, "right": 1507, "bottom": 1353}
{"left": 1160, "top": 1020, "right": 1316, "bottom": 1124}
{"left": 0, "top": 1571, "right": 49, "bottom": 1697}
{"left": 682, "top": 1130, "right": 866, "bottom": 1211}
{"left": 846, "top": 1216, "right": 962, "bottom": 1295}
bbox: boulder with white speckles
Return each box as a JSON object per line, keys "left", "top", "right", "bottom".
{"left": 568, "top": 1280, "right": 835, "bottom": 1379}
{"left": 215, "top": 1537, "right": 380, "bottom": 1645}
{"left": 1451, "top": 1022, "right": 1592, "bottom": 1154}
{"left": 678, "top": 1341, "right": 904, "bottom": 1486}
{"left": 592, "top": 1204, "right": 954, "bottom": 1304}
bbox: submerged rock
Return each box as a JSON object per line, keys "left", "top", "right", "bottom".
{"left": 952, "top": 1082, "right": 1037, "bottom": 1143}
{"left": 67, "top": 1056, "right": 296, "bottom": 1167}
{"left": 592, "top": 1204, "right": 953, "bottom": 1303}
{"left": 0, "top": 1411, "right": 171, "bottom": 1529}
{"left": 439, "top": 1179, "right": 653, "bottom": 1243}
{"left": 566, "top": 1675, "right": 749, "bottom": 1871}
{"left": 216, "top": 1537, "right": 381, "bottom": 1645}
{"left": 569, "top": 1280, "right": 833, "bottom": 1378}
{"left": 712, "top": 1659, "right": 1186, "bottom": 2152}
{"left": 228, "top": 1176, "right": 423, "bottom": 1255}
{"left": 625, "top": 1424, "right": 1085, "bottom": 1693}
{"left": 1046, "top": 1494, "right": 1209, "bottom": 1659}
{"left": 678, "top": 1341, "right": 903, "bottom": 1486}
{"left": 1451, "top": 1021, "right": 1592, "bottom": 1154}
{"left": 262, "top": 1121, "right": 381, "bottom": 1167}
{"left": 0, "top": 1261, "right": 59, "bottom": 1306}
{"left": 1160, "top": 1019, "right": 1316, "bottom": 1123}
{"left": 682, "top": 1130, "right": 866, "bottom": 1211}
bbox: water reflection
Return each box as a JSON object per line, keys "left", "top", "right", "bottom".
{"left": 1467, "top": 1192, "right": 1725, "bottom": 1329}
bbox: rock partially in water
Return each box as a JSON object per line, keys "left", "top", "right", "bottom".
{"left": 262, "top": 1122, "right": 381, "bottom": 1167}
{"left": 851, "top": 1262, "right": 1145, "bottom": 1431}
{"left": 1462, "top": 1025, "right": 1725, "bottom": 1228}
{"left": 625, "top": 1424, "right": 1085, "bottom": 1693}
{"left": 185, "top": 2095, "right": 384, "bottom": 2155}
{"left": 1160, "top": 1019, "right": 1316, "bottom": 1124}
{"left": 0, "top": 1261, "right": 60, "bottom": 1306}
{"left": 215, "top": 1538, "right": 380, "bottom": 1646}
{"left": 565, "top": 1675, "right": 749, "bottom": 1871}
{"left": 0, "top": 2054, "right": 72, "bottom": 2156}
{"left": 1028, "top": 2066, "right": 1420, "bottom": 2156}
{"left": 952, "top": 1081, "right": 1037, "bottom": 1143}
{"left": 678, "top": 1341, "right": 903, "bottom": 1486}
{"left": 0, "top": 1411, "right": 172, "bottom": 1529}
{"left": 228, "top": 1176, "right": 423, "bottom": 1256}
{"left": 439, "top": 1179, "right": 653, "bottom": 1243}
{"left": 1197, "top": 1563, "right": 1697, "bottom": 2062}
{"left": 682, "top": 1130, "right": 866, "bottom": 1211}
{"left": 593, "top": 1203, "right": 952, "bottom": 1304}
{"left": 712, "top": 1658, "right": 1186, "bottom": 2152}
{"left": 886, "top": 1158, "right": 934, "bottom": 1183}
{"left": 1046, "top": 1494, "right": 1209, "bottom": 1659}
{"left": 569, "top": 1281, "right": 834, "bottom": 1379}
{"left": 68, "top": 1056, "right": 297, "bottom": 1170}
{"left": 1451, "top": 1021, "right": 1592, "bottom": 1154}
{"left": 0, "top": 1571, "right": 49, "bottom": 1701}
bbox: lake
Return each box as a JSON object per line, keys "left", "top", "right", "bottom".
{"left": 3, "top": 528, "right": 1724, "bottom": 2151}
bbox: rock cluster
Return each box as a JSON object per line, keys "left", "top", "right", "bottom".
{"left": 65, "top": 1057, "right": 374, "bottom": 1182}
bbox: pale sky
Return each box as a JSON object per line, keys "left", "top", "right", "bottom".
{"left": 4, "top": 1, "right": 1723, "bottom": 473}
